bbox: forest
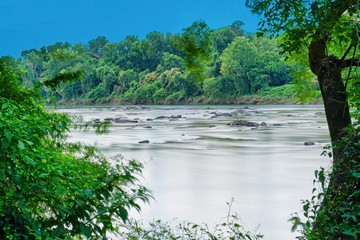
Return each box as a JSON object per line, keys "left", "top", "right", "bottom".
{"left": 1, "top": 0, "right": 360, "bottom": 238}
{"left": 10, "top": 21, "right": 316, "bottom": 105}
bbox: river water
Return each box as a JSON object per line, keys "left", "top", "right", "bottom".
{"left": 58, "top": 105, "right": 330, "bottom": 240}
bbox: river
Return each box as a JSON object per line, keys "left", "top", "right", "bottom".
{"left": 57, "top": 105, "right": 330, "bottom": 240}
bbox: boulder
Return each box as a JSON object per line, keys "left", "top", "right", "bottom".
{"left": 304, "top": 141, "right": 315, "bottom": 146}
{"left": 124, "top": 106, "right": 138, "bottom": 111}
{"left": 114, "top": 117, "right": 138, "bottom": 123}
{"left": 245, "top": 121, "right": 259, "bottom": 127}
{"left": 216, "top": 112, "right": 233, "bottom": 117}
{"left": 155, "top": 116, "right": 169, "bottom": 120}
{"left": 227, "top": 120, "right": 259, "bottom": 127}
{"left": 227, "top": 120, "right": 247, "bottom": 126}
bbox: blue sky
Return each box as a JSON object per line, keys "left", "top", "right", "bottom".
{"left": 0, "top": 0, "right": 259, "bottom": 57}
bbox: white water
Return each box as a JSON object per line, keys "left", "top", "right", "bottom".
{"left": 58, "top": 105, "right": 330, "bottom": 240}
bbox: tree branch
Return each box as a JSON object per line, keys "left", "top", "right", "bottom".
{"left": 340, "top": 44, "right": 353, "bottom": 63}
{"left": 309, "top": 0, "right": 356, "bottom": 74}
{"left": 344, "top": 45, "right": 358, "bottom": 89}
{"left": 341, "top": 58, "right": 360, "bottom": 69}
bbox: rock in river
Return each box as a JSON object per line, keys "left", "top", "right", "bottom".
{"left": 114, "top": 117, "right": 138, "bottom": 123}
{"left": 155, "top": 116, "right": 169, "bottom": 120}
{"left": 227, "top": 120, "right": 259, "bottom": 127}
{"left": 304, "top": 141, "right": 316, "bottom": 146}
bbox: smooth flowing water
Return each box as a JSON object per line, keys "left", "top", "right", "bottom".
{"left": 58, "top": 105, "right": 330, "bottom": 240}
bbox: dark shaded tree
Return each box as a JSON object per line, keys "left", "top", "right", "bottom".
{"left": 246, "top": 0, "right": 360, "bottom": 238}
{"left": 246, "top": 0, "right": 359, "bottom": 176}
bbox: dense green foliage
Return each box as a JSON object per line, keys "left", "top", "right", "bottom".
{"left": 291, "top": 125, "right": 360, "bottom": 239}
{"left": 0, "top": 58, "right": 150, "bottom": 239}
{"left": 245, "top": 0, "right": 360, "bottom": 238}
{"left": 13, "top": 21, "right": 302, "bottom": 104}
{"left": 1, "top": 20, "right": 288, "bottom": 239}
{"left": 1, "top": 43, "right": 264, "bottom": 240}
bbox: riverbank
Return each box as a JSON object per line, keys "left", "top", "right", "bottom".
{"left": 56, "top": 91, "right": 323, "bottom": 106}
{"left": 55, "top": 84, "right": 322, "bottom": 106}
{"left": 57, "top": 94, "right": 322, "bottom": 106}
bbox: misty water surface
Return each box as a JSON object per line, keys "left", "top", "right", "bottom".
{"left": 58, "top": 105, "right": 330, "bottom": 240}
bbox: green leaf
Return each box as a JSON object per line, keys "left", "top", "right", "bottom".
{"left": 352, "top": 172, "right": 360, "bottom": 178}
{"left": 2, "top": 103, "right": 9, "bottom": 110}
{"left": 119, "top": 207, "right": 128, "bottom": 223}
{"left": 18, "top": 140, "right": 25, "bottom": 150}
{"left": 39, "top": 173, "right": 48, "bottom": 178}
{"left": 192, "top": 224, "right": 199, "bottom": 229}
{"left": 25, "top": 156, "right": 36, "bottom": 166}
{"left": 4, "top": 129, "right": 12, "bottom": 142}
{"left": 43, "top": 70, "right": 83, "bottom": 88}
{"left": 97, "top": 207, "right": 109, "bottom": 215}
{"left": 79, "top": 223, "right": 92, "bottom": 238}
{"left": 84, "top": 188, "right": 93, "bottom": 197}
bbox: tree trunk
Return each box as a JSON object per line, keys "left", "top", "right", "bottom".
{"left": 318, "top": 58, "right": 351, "bottom": 157}
{"left": 309, "top": 40, "right": 352, "bottom": 188}
{"left": 309, "top": 40, "right": 352, "bottom": 160}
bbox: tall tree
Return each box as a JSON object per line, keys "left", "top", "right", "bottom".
{"left": 220, "top": 37, "right": 258, "bottom": 94}
{"left": 175, "top": 21, "right": 213, "bottom": 83}
{"left": 246, "top": 0, "right": 360, "bottom": 237}
{"left": 0, "top": 58, "right": 150, "bottom": 239}
{"left": 220, "top": 36, "right": 290, "bottom": 94}
{"left": 213, "top": 20, "right": 245, "bottom": 54}
{"left": 246, "top": 0, "right": 359, "bottom": 177}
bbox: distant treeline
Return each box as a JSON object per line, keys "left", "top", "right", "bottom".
{"left": 9, "top": 21, "right": 315, "bottom": 104}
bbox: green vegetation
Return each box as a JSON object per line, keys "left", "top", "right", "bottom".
{"left": 291, "top": 126, "right": 360, "bottom": 239}
{"left": 1, "top": 21, "right": 265, "bottom": 238}
{"left": 2, "top": 3, "right": 358, "bottom": 237}
{"left": 0, "top": 57, "right": 151, "bottom": 239}
{"left": 121, "top": 205, "right": 263, "bottom": 240}
{"left": 246, "top": 0, "right": 360, "bottom": 238}
{"left": 13, "top": 21, "right": 309, "bottom": 105}
{"left": 256, "top": 84, "right": 299, "bottom": 104}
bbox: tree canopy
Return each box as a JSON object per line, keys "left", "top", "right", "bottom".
{"left": 13, "top": 21, "right": 301, "bottom": 105}
{"left": 246, "top": 0, "right": 360, "bottom": 163}
{"left": 0, "top": 57, "right": 150, "bottom": 239}
{"left": 246, "top": 0, "right": 360, "bottom": 238}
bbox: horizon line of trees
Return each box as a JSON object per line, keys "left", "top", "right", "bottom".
{"left": 8, "top": 20, "right": 305, "bottom": 104}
